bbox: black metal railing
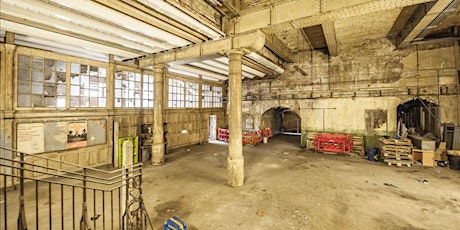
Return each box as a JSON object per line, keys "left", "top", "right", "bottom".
{"left": 0, "top": 146, "right": 152, "bottom": 230}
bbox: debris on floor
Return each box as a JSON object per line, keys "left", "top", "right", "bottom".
{"left": 419, "top": 179, "right": 428, "bottom": 184}
{"left": 383, "top": 183, "right": 398, "bottom": 188}
{"left": 256, "top": 211, "right": 265, "bottom": 217}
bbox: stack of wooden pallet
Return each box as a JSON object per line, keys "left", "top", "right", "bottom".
{"left": 306, "top": 131, "right": 318, "bottom": 150}
{"left": 352, "top": 134, "right": 364, "bottom": 156}
{"left": 379, "top": 137, "right": 413, "bottom": 167}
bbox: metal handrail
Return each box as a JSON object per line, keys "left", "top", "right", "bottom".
{"left": 0, "top": 159, "right": 143, "bottom": 184}
{"left": 0, "top": 145, "right": 153, "bottom": 230}
{"left": 0, "top": 146, "right": 138, "bottom": 174}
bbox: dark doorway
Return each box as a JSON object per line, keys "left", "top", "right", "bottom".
{"left": 261, "top": 107, "right": 301, "bottom": 135}
{"left": 397, "top": 98, "right": 441, "bottom": 139}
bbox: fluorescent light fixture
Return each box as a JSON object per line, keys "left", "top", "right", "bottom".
{"left": 246, "top": 52, "right": 284, "bottom": 74}
{"left": 140, "top": 0, "right": 223, "bottom": 40}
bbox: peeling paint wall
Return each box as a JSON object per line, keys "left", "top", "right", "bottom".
{"left": 242, "top": 39, "right": 459, "bottom": 139}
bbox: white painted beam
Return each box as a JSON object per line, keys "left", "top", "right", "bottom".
{"left": 0, "top": 19, "right": 139, "bottom": 58}
{"left": 138, "top": 30, "right": 265, "bottom": 67}
{"left": 170, "top": 65, "right": 228, "bottom": 81}
{"left": 322, "top": 21, "right": 338, "bottom": 56}
{"left": 265, "top": 34, "right": 293, "bottom": 62}
{"left": 397, "top": 0, "right": 456, "bottom": 48}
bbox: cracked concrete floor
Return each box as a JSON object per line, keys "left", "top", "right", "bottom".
{"left": 142, "top": 135, "right": 460, "bottom": 230}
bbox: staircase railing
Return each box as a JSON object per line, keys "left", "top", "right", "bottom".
{"left": 0, "top": 146, "right": 152, "bottom": 230}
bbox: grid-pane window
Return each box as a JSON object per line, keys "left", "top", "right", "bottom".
{"left": 114, "top": 71, "right": 142, "bottom": 108}
{"left": 185, "top": 82, "right": 199, "bottom": 108}
{"left": 70, "top": 63, "right": 106, "bottom": 107}
{"left": 202, "top": 84, "right": 212, "bottom": 108}
{"left": 142, "top": 74, "right": 154, "bottom": 108}
{"left": 213, "top": 86, "right": 223, "bottom": 108}
{"left": 17, "top": 55, "right": 66, "bottom": 108}
{"left": 168, "top": 78, "right": 185, "bottom": 108}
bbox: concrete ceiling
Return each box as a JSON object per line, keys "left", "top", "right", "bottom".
{"left": 231, "top": 0, "right": 460, "bottom": 57}
{"left": 1, "top": 0, "right": 459, "bottom": 81}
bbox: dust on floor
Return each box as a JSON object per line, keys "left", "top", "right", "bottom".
{"left": 142, "top": 135, "right": 460, "bottom": 230}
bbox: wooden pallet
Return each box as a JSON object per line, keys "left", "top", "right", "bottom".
{"left": 382, "top": 147, "right": 412, "bottom": 155}
{"left": 384, "top": 159, "right": 413, "bottom": 167}
{"left": 352, "top": 135, "right": 364, "bottom": 156}
{"left": 379, "top": 137, "right": 412, "bottom": 146}
{"left": 383, "top": 153, "right": 413, "bottom": 160}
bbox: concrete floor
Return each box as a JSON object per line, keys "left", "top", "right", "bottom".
{"left": 143, "top": 135, "right": 460, "bottom": 230}
{"left": 2, "top": 135, "right": 459, "bottom": 229}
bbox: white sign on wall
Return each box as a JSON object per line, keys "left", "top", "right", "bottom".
{"left": 17, "top": 123, "right": 45, "bottom": 154}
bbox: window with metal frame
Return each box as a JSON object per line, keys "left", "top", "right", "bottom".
{"left": 17, "top": 55, "right": 67, "bottom": 108}
{"left": 70, "top": 63, "right": 107, "bottom": 108}
{"left": 185, "top": 82, "right": 199, "bottom": 108}
{"left": 142, "top": 74, "right": 154, "bottom": 108}
{"left": 114, "top": 71, "right": 142, "bottom": 108}
{"left": 168, "top": 78, "right": 185, "bottom": 108}
{"left": 202, "top": 84, "right": 212, "bottom": 108}
{"left": 212, "top": 86, "right": 223, "bottom": 108}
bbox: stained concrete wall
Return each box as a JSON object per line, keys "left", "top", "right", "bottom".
{"left": 165, "top": 109, "right": 225, "bottom": 148}
{"left": 242, "top": 39, "right": 459, "bottom": 144}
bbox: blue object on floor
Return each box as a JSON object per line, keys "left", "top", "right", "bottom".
{"left": 164, "top": 216, "right": 187, "bottom": 230}
{"left": 367, "top": 147, "right": 378, "bottom": 161}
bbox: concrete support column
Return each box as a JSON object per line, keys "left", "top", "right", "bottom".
{"left": 0, "top": 42, "right": 16, "bottom": 187}
{"left": 227, "top": 50, "right": 245, "bottom": 187}
{"left": 107, "top": 54, "right": 115, "bottom": 164}
{"left": 152, "top": 64, "right": 166, "bottom": 165}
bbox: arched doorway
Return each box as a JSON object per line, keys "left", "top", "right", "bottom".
{"left": 397, "top": 98, "right": 441, "bottom": 139}
{"left": 261, "top": 107, "right": 301, "bottom": 135}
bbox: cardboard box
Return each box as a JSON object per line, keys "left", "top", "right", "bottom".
{"left": 412, "top": 149, "right": 435, "bottom": 167}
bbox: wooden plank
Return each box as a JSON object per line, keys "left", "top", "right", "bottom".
{"left": 447, "top": 150, "right": 460, "bottom": 156}
{"left": 384, "top": 159, "right": 413, "bottom": 167}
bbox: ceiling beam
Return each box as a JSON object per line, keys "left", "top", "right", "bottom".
{"left": 0, "top": 17, "right": 141, "bottom": 58}
{"left": 228, "top": 0, "right": 436, "bottom": 35}
{"left": 414, "top": 0, "right": 460, "bottom": 40}
{"left": 170, "top": 64, "right": 228, "bottom": 80}
{"left": 396, "top": 0, "right": 455, "bottom": 48}
{"left": 241, "top": 57, "right": 276, "bottom": 76}
{"left": 322, "top": 21, "right": 338, "bottom": 56}
{"left": 138, "top": 30, "right": 265, "bottom": 67}
{"left": 95, "top": 0, "right": 207, "bottom": 43}
{"left": 264, "top": 34, "right": 293, "bottom": 62}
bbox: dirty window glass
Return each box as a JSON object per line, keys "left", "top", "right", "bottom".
{"left": 70, "top": 63, "right": 106, "bottom": 108}
{"left": 17, "top": 54, "right": 66, "bottom": 108}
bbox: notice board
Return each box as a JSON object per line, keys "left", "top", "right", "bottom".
{"left": 17, "top": 119, "right": 107, "bottom": 154}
